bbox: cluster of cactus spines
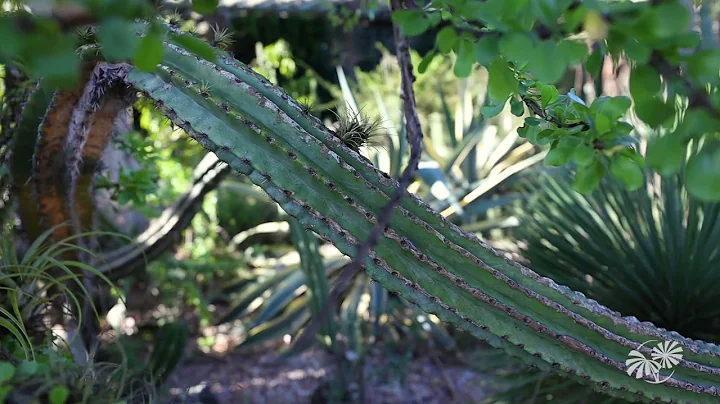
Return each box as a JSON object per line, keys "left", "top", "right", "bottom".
{"left": 330, "top": 107, "right": 385, "bottom": 152}
{"left": 119, "top": 26, "right": 720, "bottom": 402}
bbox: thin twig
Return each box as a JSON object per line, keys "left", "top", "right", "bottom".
{"left": 521, "top": 96, "right": 590, "bottom": 131}
{"left": 648, "top": 51, "right": 720, "bottom": 121}
{"left": 291, "top": 0, "right": 424, "bottom": 353}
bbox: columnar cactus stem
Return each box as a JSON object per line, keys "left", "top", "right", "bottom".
{"left": 118, "top": 32, "right": 720, "bottom": 402}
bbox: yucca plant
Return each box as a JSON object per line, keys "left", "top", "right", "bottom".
{"left": 517, "top": 165, "right": 720, "bottom": 343}
{"left": 470, "top": 158, "right": 720, "bottom": 402}
{"left": 0, "top": 227, "right": 110, "bottom": 360}
{"left": 0, "top": 228, "right": 189, "bottom": 403}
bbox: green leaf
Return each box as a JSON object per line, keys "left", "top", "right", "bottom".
{"left": 510, "top": 98, "right": 525, "bottom": 116}
{"left": 540, "top": 85, "right": 559, "bottom": 108}
{"left": 602, "top": 121, "right": 634, "bottom": 139}
{"left": 646, "top": 135, "right": 686, "bottom": 175}
{"left": 558, "top": 39, "right": 588, "bottom": 64}
{"left": 170, "top": 33, "right": 217, "bottom": 62}
{"left": 453, "top": 39, "right": 475, "bottom": 78}
{"left": 487, "top": 59, "right": 518, "bottom": 104}
{"left": 646, "top": 0, "right": 690, "bottom": 39}
{"left": 572, "top": 142, "right": 595, "bottom": 167}
{"left": 499, "top": 32, "right": 533, "bottom": 65}
{"left": 610, "top": 154, "right": 643, "bottom": 191}
{"left": 589, "top": 96, "right": 631, "bottom": 121}
{"left": 16, "top": 361, "right": 38, "bottom": 378}
{"left": 0, "top": 363, "right": 15, "bottom": 384}
{"left": 545, "top": 145, "right": 574, "bottom": 166}
{"left": 518, "top": 124, "right": 540, "bottom": 140}
{"left": 625, "top": 39, "right": 651, "bottom": 64}
{"left": 418, "top": 50, "right": 436, "bottom": 74}
{"left": 0, "top": 386, "right": 11, "bottom": 403}
{"left": 524, "top": 117, "right": 544, "bottom": 126}
{"left": 634, "top": 97, "right": 673, "bottom": 128}
{"left": 436, "top": 27, "right": 458, "bottom": 54}
{"left": 97, "top": 18, "right": 140, "bottom": 61}
{"left": 427, "top": 11, "right": 442, "bottom": 27}
{"left": 473, "top": 36, "right": 500, "bottom": 66}
{"left": 528, "top": 41, "right": 566, "bottom": 84}
{"left": 134, "top": 34, "right": 163, "bottom": 72}
{"left": 586, "top": 50, "right": 602, "bottom": 78}
{"left": 572, "top": 159, "right": 604, "bottom": 194}
{"left": 392, "top": 10, "right": 430, "bottom": 37}
{"left": 676, "top": 109, "right": 720, "bottom": 139}
{"left": 593, "top": 114, "right": 611, "bottom": 135}
{"left": 685, "top": 141, "right": 720, "bottom": 201}
{"left": 630, "top": 65, "right": 661, "bottom": 100}
{"left": 536, "top": 129, "right": 556, "bottom": 145}
{"left": 0, "top": 19, "right": 21, "bottom": 60}
{"left": 192, "top": 0, "right": 219, "bottom": 14}
{"left": 687, "top": 50, "right": 720, "bottom": 85}
{"left": 49, "top": 385, "right": 69, "bottom": 404}
{"left": 28, "top": 46, "right": 80, "bottom": 89}
{"left": 481, "top": 100, "right": 507, "bottom": 118}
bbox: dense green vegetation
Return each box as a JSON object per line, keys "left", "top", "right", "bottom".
{"left": 0, "top": 0, "right": 719, "bottom": 403}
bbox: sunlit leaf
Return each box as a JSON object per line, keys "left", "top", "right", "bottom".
{"left": 487, "top": 59, "right": 518, "bottom": 103}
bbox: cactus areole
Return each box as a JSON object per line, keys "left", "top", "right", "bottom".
{"left": 13, "top": 29, "right": 720, "bottom": 403}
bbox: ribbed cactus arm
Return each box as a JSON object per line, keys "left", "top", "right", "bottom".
{"left": 122, "top": 41, "right": 720, "bottom": 402}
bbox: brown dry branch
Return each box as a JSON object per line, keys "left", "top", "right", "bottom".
{"left": 290, "top": 0, "right": 424, "bottom": 354}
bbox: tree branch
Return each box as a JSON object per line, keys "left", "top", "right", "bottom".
{"left": 648, "top": 51, "right": 720, "bottom": 121}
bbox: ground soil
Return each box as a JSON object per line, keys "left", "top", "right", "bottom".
{"left": 166, "top": 342, "right": 490, "bottom": 404}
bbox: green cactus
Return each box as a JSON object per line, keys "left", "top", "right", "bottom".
{"left": 145, "top": 321, "right": 189, "bottom": 385}
{"left": 110, "top": 26, "right": 720, "bottom": 403}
